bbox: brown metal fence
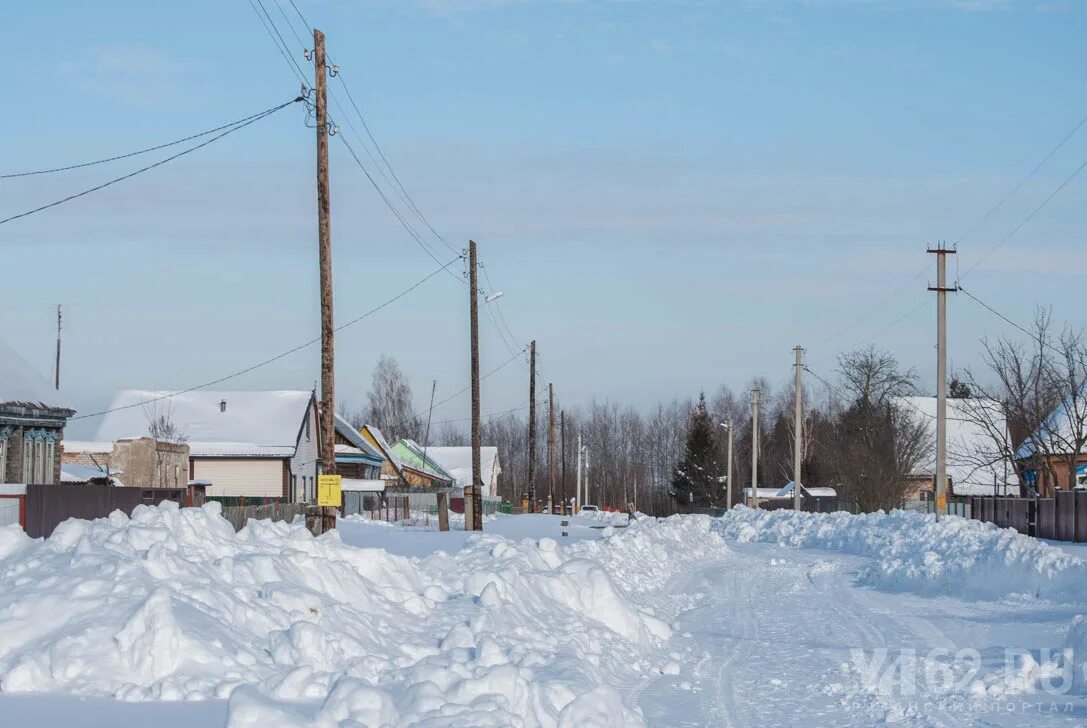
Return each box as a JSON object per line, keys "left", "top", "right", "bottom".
{"left": 23, "top": 483, "right": 187, "bottom": 538}
{"left": 970, "top": 492, "right": 1087, "bottom": 542}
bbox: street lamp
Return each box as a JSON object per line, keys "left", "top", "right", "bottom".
{"left": 720, "top": 421, "right": 734, "bottom": 510}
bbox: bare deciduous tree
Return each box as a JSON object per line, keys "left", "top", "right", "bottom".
{"left": 830, "top": 347, "right": 930, "bottom": 512}
{"left": 365, "top": 355, "right": 422, "bottom": 443}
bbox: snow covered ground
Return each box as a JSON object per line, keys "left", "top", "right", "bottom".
{"left": 0, "top": 503, "right": 1085, "bottom": 726}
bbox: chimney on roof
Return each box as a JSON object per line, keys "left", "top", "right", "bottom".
{"left": 219, "top": 399, "right": 227, "bottom": 413}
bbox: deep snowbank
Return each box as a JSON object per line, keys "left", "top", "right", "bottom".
{"left": 0, "top": 503, "right": 722, "bottom": 727}
{"left": 714, "top": 507, "right": 1087, "bottom": 602}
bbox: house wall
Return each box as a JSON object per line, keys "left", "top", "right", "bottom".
{"left": 2, "top": 423, "right": 65, "bottom": 484}
{"left": 360, "top": 429, "right": 404, "bottom": 486}
{"left": 192, "top": 458, "right": 286, "bottom": 498}
{"left": 63, "top": 438, "right": 189, "bottom": 488}
{"left": 1035, "top": 454, "right": 1087, "bottom": 495}
{"left": 289, "top": 400, "right": 319, "bottom": 503}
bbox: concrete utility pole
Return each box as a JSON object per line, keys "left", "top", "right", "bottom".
{"left": 584, "top": 444, "right": 591, "bottom": 507}
{"left": 548, "top": 382, "right": 556, "bottom": 513}
{"left": 576, "top": 432, "right": 583, "bottom": 512}
{"left": 726, "top": 421, "right": 734, "bottom": 509}
{"left": 560, "top": 410, "right": 567, "bottom": 515}
{"left": 928, "top": 243, "right": 958, "bottom": 521}
{"left": 527, "top": 340, "right": 537, "bottom": 512}
{"left": 721, "top": 421, "right": 734, "bottom": 509}
{"left": 793, "top": 346, "right": 804, "bottom": 512}
{"left": 468, "top": 240, "right": 483, "bottom": 530}
{"left": 54, "top": 305, "right": 62, "bottom": 390}
{"left": 751, "top": 386, "right": 761, "bottom": 508}
{"left": 314, "top": 29, "right": 336, "bottom": 478}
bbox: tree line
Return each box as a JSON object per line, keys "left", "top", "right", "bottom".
{"left": 346, "top": 309, "right": 1087, "bottom": 514}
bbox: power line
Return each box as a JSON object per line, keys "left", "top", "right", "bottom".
{"left": 962, "top": 157, "right": 1087, "bottom": 279}
{"left": 429, "top": 401, "right": 537, "bottom": 426}
{"left": 71, "top": 255, "right": 462, "bottom": 422}
{"left": 1, "top": 105, "right": 297, "bottom": 179}
{"left": 337, "top": 133, "right": 466, "bottom": 282}
{"left": 267, "top": 0, "right": 457, "bottom": 258}
{"left": 955, "top": 111, "right": 1087, "bottom": 248}
{"left": 248, "top": 0, "right": 309, "bottom": 86}
{"left": 0, "top": 98, "right": 301, "bottom": 227}
{"left": 411, "top": 346, "right": 528, "bottom": 421}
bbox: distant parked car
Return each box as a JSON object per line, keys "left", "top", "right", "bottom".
{"left": 579, "top": 504, "right": 599, "bottom": 513}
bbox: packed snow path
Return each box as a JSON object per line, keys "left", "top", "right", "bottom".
{"left": 1, "top": 504, "right": 1086, "bottom": 726}
{"left": 636, "top": 541, "right": 1086, "bottom": 727}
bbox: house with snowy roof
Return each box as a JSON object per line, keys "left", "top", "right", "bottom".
{"left": 896, "top": 396, "right": 1017, "bottom": 498}
{"left": 1, "top": 338, "right": 75, "bottom": 485}
{"left": 333, "top": 414, "right": 384, "bottom": 481}
{"left": 92, "top": 390, "right": 319, "bottom": 501}
{"left": 424, "top": 446, "right": 501, "bottom": 498}
{"left": 1014, "top": 385, "right": 1087, "bottom": 495}
{"left": 357, "top": 425, "right": 452, "bottom": 490}
{"left": 390, "top": 439, "right": 456, "bottom": 490}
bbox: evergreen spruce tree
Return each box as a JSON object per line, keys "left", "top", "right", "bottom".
{"left": 672, "top": 393, "right": 722, "bottom": 508}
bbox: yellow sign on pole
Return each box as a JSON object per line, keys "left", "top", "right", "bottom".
{"left": 935, "top": 493, "right": 947, "bottom": 513}
{"left": 317, "top": 474, "right": 342, "bottom": 507}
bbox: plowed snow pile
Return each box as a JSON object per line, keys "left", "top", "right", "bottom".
{"left": 714, "top": 506, "right": 1087, "bottom": 601}
{"left": 0, "top": 503, "right": 723, "bottom": 727}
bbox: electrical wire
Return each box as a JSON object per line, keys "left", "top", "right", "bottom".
{"left": 410, "top": 346, "right": 529, "bottom": 421}
{"left": 337, "top": 133, "right": 466, "bottom": 283}
{"left": 247, "top": 0, "right": 308, "bottom": 87}
{"left": 0, "top": 98, "right": 301, "bottom": 227}
{"left": 1, "top": 105, "right": 299, "bottom": 179}
{"left": 955, "top": 110, "right": 1087, "bottom": 248}
{"left": 961, "top": 157, "right": 1087, "bottom": 279}
{"left": 70, "top": 255, "right": 462, "bottom": 422}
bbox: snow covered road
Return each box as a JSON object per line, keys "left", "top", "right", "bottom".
{"left": 1, "top": 505, "right": 1086, "bottom": 726}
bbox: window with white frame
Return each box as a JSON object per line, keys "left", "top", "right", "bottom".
{"left": 21, "top": 429, "right": 56, "bottom": 484}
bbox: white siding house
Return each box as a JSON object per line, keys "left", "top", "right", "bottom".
{"left": 95, "top": 390, "right": 319, "bottom": 500}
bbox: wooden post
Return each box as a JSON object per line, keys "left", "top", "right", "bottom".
{"left": 527, "top": 340, "right": 536, "bottom": 512}
{"left": 314, "top": 29, "right": 336, "bottom": 480}
{"left": 437, "top": 492, "right": 449, "bottom": 532}
{"left": 468, "top": 240, "right": 483, "bottom": 530}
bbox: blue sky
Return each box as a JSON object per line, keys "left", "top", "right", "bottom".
{"left": 1, "top": 0, "right": 1085, "bottom": 437}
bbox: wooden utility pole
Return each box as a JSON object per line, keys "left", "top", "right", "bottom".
{"left": 314, "top": 28, "right": 336, "bottom": 479}
{"left": 751, "top": 386, "right": 761, "bottom": 508}
{"left": 468, "top": 240, "right": 483, "bottom": 530}
{"left": 54, "top": 305, "right": 62, "bottom": 390}
{"left": 548, "top": 382, "right": 556, "bottom": 513}
{"left": 793, "top": 345, "right": 804, "bottom": 512}
{"left": 527, "top": 340, "right": 537, "bottom": 512}
{"left": 928, "top": 243, "right": 957, "bottom": 521}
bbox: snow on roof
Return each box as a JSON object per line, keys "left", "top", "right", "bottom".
{"left": 425, "top": 446, "right": 501, "bottom": 491}
{"left": 334, "top": 415, "right": 384, "bottom": 462}
{"left": 341, "top": 478, "right": 386, "bottom": 493}
{"left": 62, "top": 440, "right": 113, "bottom": 454}
{"left": 61, "top": 463, "right": 122, "bottom": 482}
{"left": 1015, "top": 382, "right": 1087, "bottom": 461}
{"left": 896, "top": 396, "right": 1017, "bottom": 495}
{"left": 393, "top": 440, "right": 456, "bottom": 482}
{"left": 0, "top": 337, "right": 71, "bottom": 410}
{"left": 94, "top": 390, "right": 313, "bottom": 458}
{"left": 776, "top": 481, "right": 837, "bottom": 498}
